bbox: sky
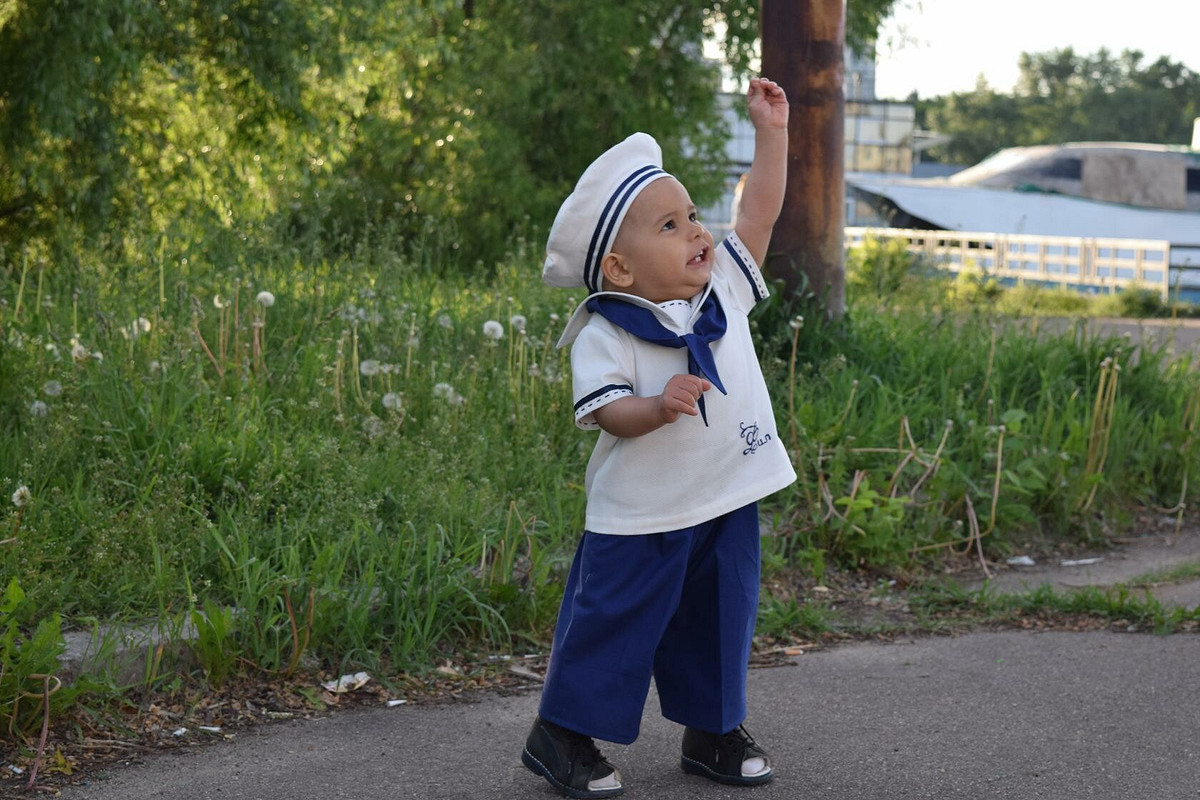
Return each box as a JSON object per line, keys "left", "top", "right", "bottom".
{"left": 872, "top": 0, "right": 1200, "bottom": 100}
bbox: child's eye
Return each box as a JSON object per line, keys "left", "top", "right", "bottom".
{"left": 661, "top": 220, "right": 676, "bottom": 231}
{"left": 689, "top": 212, "right": 699, "bottom": 222}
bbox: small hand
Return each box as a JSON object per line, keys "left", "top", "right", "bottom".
{"left": 747, "top": 77, "right": 789, "bottom": 130}
{"left": 659, "top": 374, "right": 712, "bottom": 424}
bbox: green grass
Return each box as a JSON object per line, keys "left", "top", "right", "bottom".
{"left": 4, "top": 223, "right": 1200, "bottom": 734}
{"left": 1126, "top": 561, "right": 1200, "bottom": 588}
{"left": 909, "top": 580, "right": 1200, "bottom": 634}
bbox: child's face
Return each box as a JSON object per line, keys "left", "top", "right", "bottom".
{"left": 606, "top": 178, "right": 714, "bottom": 303}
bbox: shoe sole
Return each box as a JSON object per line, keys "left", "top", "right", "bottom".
{"left": 522, "top": 747, "right": 625, "bottom": 798}
{"left": 681, "top": 754, "right": 774, "bottom": 786}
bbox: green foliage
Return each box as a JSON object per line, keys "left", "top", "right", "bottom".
{"left": 910, "top": 581, "right": 1200, "bottom": 633}
{"left": 189, "top": 600, "right": 237, "bottom": 688}
{"left": 6, "top": 0, "right": 917, "bottom": 268}
{"left": 756, "top": 595, "right": 832, "bottom": 640}
{"left": 3, "top": 219, "right": 1199, "bottom": 712}
{"left": 914, "top": 47, "right": 1200, "bottom": 164}
{"left": 1092, "top": 285, "right": 1168, "bottom": 319}
{"left": 845, "top": 235, "right": 916, "bottom": 299}
{"left": 831, "top": 477, "right": 911, "bottom": 567}
{"left": 0, "top": 578, "right": 77, "bottom": 740}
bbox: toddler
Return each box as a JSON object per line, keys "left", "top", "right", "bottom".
{"left": 522, "top": 77, "right": 795, "bottom": 798}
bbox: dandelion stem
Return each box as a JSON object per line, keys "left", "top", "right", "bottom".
{"left": 34, "top": 264, "right": 44, "bottom": 322}
{"left": 334, "top": 332, "right": 346, "bottom": 417}
{"left": 987, "top": 427, "right": 1005, "bottom": 535}
{"left": 13, "top": 254, "right": 29, "bottom": 322}
{"left": 351, "top": 324, "right": 366, "bottom": 407}
{"left": 232, "top": 278, "right": 241, "bottom": 375}
{"left": 8, "top": 506, "right": 25, "bottom": 542}
{"left": 835, "top": 380, "right": 858, "bottom": 429}
{"left": 404, "top": 313, "right": 417, "bottom": 380}
{"left": 194, "top": 321, "right": 225, "bottom": 378}
{"left": 24, "top": 674, "right": 60, "bottom": 792}
{"left": 977, "top": 327, "right": 997, "bottom": 404}
{"left": 787, "top": 323, "right": 801, "bottom": 453}
{"left": 158, "top": 234, "right": 167, "bottom": 310}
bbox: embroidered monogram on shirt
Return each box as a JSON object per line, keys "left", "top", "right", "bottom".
{"left": 739, "top": 421, "right": 772, "bottom": 455}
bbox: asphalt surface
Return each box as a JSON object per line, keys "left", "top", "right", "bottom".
{"left": 55, "top": 627, "right": 1199, "bottom": 800}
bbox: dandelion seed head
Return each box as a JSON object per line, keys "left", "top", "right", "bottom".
{"left": 42, "top": 381, "right": 62, "bottom": 397}
{"left": 361, "top": 416, "right": 385, "bottom": 439}
{"left": 359, "top": 359, "right": 381, "bottom": 377}
{"left": 382, "top": 392, "right": 403, "bottom": 411}
{"left": 433, "top": 382, "right": 465, "bottom": 405}
{"left": 789, "top": 315, "right": 805, "bottom": 330}
{"left": 509, "top": 314, "right": 527, "bottom": 333}
{"left": 12, "top": 486, "right": 31, "bottom": 507}
{"left": 483, "top": 320, "right": 504, "bottom": 340}
{"left": 438, "top": 314, "right": 453, "bottom": 330}
{"left": 45, "top": 343, "right": 60, "bottom": 361}
{"left": 214, "top": 295, "right": 227, "bottom": 309}
{"left": 256, "top": 291, "right": 275, "bottom": 307}
{"left": 29, "top": 400, "right": 47, "bottom": 417}
{"left": 71, "top": 343, "right": 89, "bottom": 362}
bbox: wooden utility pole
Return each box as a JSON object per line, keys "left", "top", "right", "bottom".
{"left": 761, "top": 0, "right": 846, "bottom": 317}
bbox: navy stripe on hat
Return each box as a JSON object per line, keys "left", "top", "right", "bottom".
{"left": 584, "top": 166, "right": 667, "bottom": 293}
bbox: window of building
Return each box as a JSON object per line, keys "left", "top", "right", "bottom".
{"left": 1041, "top": 157, "right": 1083, "bottom": 180}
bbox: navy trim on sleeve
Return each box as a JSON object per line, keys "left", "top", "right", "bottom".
{"left": 574, "top": 383, "right": 634, "bottom": 414}
{"left": 722, "top": 237, "right": 764, "bottom": 304}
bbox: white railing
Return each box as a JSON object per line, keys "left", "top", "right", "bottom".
{"left": 845, "top": 227, "right": 1172, "bottom": 298}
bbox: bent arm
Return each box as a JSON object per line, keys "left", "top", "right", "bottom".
{"left": 593, "top": 374, "right": 711, "bottom": 437}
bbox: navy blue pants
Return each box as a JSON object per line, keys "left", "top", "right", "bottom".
{"left": 538, "top": 502, "right": 761, "bottom": 745}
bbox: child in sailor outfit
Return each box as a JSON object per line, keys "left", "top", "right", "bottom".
{"left": 522, "top": 77, "right": 795, "bottom": 799}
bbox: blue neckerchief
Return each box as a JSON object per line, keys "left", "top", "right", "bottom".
{"left": 585, "top": 293, "right": 728, "bottom": 426}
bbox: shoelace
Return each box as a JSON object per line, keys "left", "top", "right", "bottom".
{"left": 720, "top": 725, "right": 756, "bottom": 753}
{"left": 564, "top": 730, "right": 603, "bottom": 770}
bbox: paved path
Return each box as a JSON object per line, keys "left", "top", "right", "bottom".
{"left": 974, "top": 530, "right": 1200, "bottom": 609}
{"left": 1027, "top": 315, "right": 1200, "bottom": 356}
{"left": 59, "top": 629, "right": 1200, "bottom": 800}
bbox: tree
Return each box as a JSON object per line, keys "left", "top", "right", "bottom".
{"left": 1, "top": 0, "right": 907, "bottom": 277}
{"left": 916, "top": 48, "right": 1200, "bottom": 166}
{"left": 313, "top": 1, "right": 757, "bottom": 261}
{"left": 0, "top": 1, "right": 769, "bottom": 267}
{"left": 0, "top": 0, "right": 370, "bottom": 250}
{"left": 760, "top": 0, "right": 901, "bottom": 315}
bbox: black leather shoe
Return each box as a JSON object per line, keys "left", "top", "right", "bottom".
{"left": 522, "top": 716, "right": 624, "bottom": 798}
{"left": 680, "top": 724, "right": 774, "bottom": 786}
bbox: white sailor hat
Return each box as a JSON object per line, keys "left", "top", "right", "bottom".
{"left": 542, "top": 132, "right": 673, "bottom": 293}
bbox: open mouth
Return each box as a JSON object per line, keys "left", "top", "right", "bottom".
{"left": 688, "top": 247, "right": 710, "bottom": 267}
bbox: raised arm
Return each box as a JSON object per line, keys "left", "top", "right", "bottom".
{"left": 733, "top": 77, "right": 789, "bottom": 266}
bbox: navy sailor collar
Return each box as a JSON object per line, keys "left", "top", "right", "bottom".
{"left": 554, "top": 281, "right": 715, "bottom": 349}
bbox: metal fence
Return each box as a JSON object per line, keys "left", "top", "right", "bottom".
{"left": 845, "top": 227, "right": 1172, "bottom": 298}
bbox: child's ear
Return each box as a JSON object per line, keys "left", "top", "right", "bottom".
{"left": 600, "top": 252, "right": 634, "bottom": 290}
